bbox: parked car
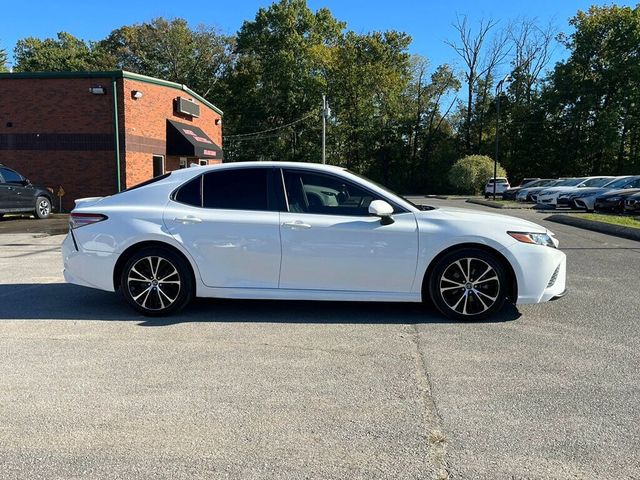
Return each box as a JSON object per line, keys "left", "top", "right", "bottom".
{"left": 567, "top": 176, "right": 640, "bottom": 211}
{"left": 519, "top": 179, "right": 571, "bottom": 203}
{"left": 484, "top": 177, "right": 510, "bottom": 198}
{"left": 624, "top": 192, "right": 640, "bottom": 214}
{"left": 536, "top": 177, "right": 614, "bottom": 208}
{"left": 0, "top": 164, "right": 54, "bottom": 219}
{"left": 594, "top": 188, "right": 640, "bottom": 212}
{"left": 62, "top": 162, "right": 566, "bottom": 321}
{"left": 503, "top": 178, "right": 553, "bottom": 201}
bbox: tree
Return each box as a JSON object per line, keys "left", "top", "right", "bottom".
{"left": 539, "top": 5, "right": 640, "bottom": 176}
{"left": 99, "top": 18, "right": 235, "bottom": 100}
{"left": 222, "top": 0, "right": 345, "bottom": 163}
{"left": 446, "top": 16, "right": 509, "bottom": 153}
{"left": 0, "top": 43, "right": 8, "bottom": 72}
{"left": 448, "top": 155, "right": 506, "bottom": 194}
{"left": 13, "top": 32, "right": 110, "bottom": 71}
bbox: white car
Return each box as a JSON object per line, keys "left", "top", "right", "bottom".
{"left": 484, "top": 177, "right": 510, "bottom": 198}
{"left": 536, "top": 177, "right": 614, "bottom": 208}
{"left": 62, "top": 162, "right": 567, "bottom": 321}
{"left": 568, "top": 176, "right": 640, "bottom": 211}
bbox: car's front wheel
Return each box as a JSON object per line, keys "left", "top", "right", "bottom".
{"left": 120, "top": 247, "right": 193, "bottom": 316}
{"left": 34, "top": 196, "right": 52, "bottom": 219}
{"left": 429, "top": 248, "right": 508, "bottom": 321}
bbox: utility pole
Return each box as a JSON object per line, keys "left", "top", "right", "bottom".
{"left": 321, "top": 95, "right": 330, "bottom": 164}
{"left": 493, "top": 74, "right": 511, "bottom": 200}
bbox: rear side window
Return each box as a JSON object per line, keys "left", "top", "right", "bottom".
{"left": 202, "top": 168, "right": 272, "bottom": 211}
{"left": 174, "top": 176, "right": 202, "bottom": 207}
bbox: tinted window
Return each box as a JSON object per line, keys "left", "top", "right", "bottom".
{"left": 203, "top": 168, "right": 271, "bottom": 211}
{"left": 283, "top": 170, "right": 386, "bottom": 216}
{"left": 0, "top": 168, "right": 23, "bottom": 183}
{"left": 175, "top": 176, "right": 202, "bottom": 207}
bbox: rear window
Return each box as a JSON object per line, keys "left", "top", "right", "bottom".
{"left": 174, "top": 176, "right": 202, "bottom": 207}
{"left": 118, "top": 173, "right": 171, "bottom": 194}
{"left": 488, "top": 178, "right": 508, "bottom": 184}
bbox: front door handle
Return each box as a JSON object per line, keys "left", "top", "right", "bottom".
{"left": 282, "top": 221, "right": 312, "bottom": 230}
{"left": 174, "top": 216, "right": 203, "bottom": 224}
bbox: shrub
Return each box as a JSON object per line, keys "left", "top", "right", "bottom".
{"left": 448, "top": 155, "right": 506, "bottom": 194}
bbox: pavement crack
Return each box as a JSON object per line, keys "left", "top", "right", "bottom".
{"left": 409, "top": 324, "right": 450, "bottom": 479}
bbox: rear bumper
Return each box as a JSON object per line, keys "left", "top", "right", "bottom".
{"left": 62, "top": 233, "right": 117, "bottom": 292}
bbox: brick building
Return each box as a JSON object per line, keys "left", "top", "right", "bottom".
{"left": 0, "top": 70, "right": 223, "bottom": 210}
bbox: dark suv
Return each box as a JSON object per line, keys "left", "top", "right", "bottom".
{"left": 0, "top": 165, "right": 54, "bottom": 219}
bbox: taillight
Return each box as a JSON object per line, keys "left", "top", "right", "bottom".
{"left": 69, "top": 213, "right": 108, "bottom": 229}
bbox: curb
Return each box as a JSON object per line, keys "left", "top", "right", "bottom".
{"left": 465, "top": 199, "right": 533, "bottom": 210}
{"left": 546, "top": 214, "right": 640, "bottom": 242}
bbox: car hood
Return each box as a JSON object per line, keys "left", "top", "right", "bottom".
{"left": 418, "top": 207, "right": 547, "bottom": 233}
{"left": 538, "top": 187, "right": 578, "bottom": 195}
{"left": 597, "top": 188, "right": 640, "bottom": 199}
{"left": 569, "top": 187, "right": 609, "bottom": 197}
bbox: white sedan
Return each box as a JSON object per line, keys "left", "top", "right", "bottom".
{"left": 536, "top": 177, "right": 614, "bottom": 207}
{"left": 62, "top": 162, "right": 567, "bottom": 321}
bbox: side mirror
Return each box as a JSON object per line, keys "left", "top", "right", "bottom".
{"left": 369, "top": 200, "right": 394, "bottom": 225}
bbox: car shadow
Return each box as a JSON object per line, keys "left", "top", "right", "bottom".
{"left": 0, "top": 283, "right": 522, "bottom": 326}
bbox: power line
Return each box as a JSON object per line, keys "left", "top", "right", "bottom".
{"left": 223, "top": 111, "right": 318, "bottom": 140}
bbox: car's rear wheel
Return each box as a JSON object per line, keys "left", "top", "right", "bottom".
{"left": 429, "top": 248, "right": 508, "bottom": 321}
{"left": 120, "top": 247, "right": 193, "bottom": 316}
{"left": 34, "top": 196, "right": 51, "bottom": 219}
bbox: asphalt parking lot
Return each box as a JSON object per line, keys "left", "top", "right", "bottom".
{"left": 1, "top": 200, "right": 639, "bottom": 479}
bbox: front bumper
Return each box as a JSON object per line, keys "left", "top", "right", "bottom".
{"left": 500, "top": 242, "right": 567, "bottom": 305}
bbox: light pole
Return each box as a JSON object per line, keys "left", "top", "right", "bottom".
{"left": 493, "top": 74, "right": 511, "bottom": 200}
{"left": 321, "top": 95, "right": 331, "bottom": 164}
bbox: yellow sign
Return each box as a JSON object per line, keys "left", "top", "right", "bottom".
{"left": 57, "top": 186, "right": 65, "bottom": 197}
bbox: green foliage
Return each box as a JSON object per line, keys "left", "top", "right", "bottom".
{"left": 0, "top": 43, "right": 8, "bottom": 72}
{"left": 448, "top": 155, "right": 506, "bottom": 194}
{"left": 98, "top": 18, "right": 235, "bottom": 100}
{"left": 7, "top": 2, "right": 638, "bottom": 193}
{"left": 13, "top": 32, "right": 111, "bottom": 71}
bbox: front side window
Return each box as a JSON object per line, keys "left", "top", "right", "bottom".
{"left": 203, "top": 168, "right": 272, "bottom": 211}
{"left": 283, "top": 170, "right": 390, "bottom": 216}
{"left": 0, "top": 167, "right": 23, "bottom": 184}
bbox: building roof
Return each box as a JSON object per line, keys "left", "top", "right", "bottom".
{"left": 0, "top": 70, "right": 223, "bottom": 116}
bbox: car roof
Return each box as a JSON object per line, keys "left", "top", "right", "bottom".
{"left": 167, "top": 161, "right": 347, "bottom": 180}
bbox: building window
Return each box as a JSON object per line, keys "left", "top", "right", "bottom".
{"left": 199, "top": 159, "right": 208, "bottom": 166}
{"left": 152, "top": 155, "right": 165, "bottom": 177}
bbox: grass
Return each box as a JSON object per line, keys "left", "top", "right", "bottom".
{"left": 577, "top": 213, "right": 640, "bottom": 229}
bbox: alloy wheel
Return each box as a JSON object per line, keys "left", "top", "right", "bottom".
{"left": 38, "top": 199, "right": 50, "bottom": 217}
{"left": 127, "top": 256, "right": 182, "bottom": 311}
{"left": 439, "top": 257, "right": 500, "bottom": 316}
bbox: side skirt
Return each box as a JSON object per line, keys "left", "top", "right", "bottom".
{"left": 196, "top": 286, "right": 421, "bottom": 303}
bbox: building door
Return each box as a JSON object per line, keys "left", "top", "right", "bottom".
{"left": 152, "top": 155, "right": 165, "bottom": 177}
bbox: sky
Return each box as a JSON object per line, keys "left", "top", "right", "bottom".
{"left": 1, "top": 0, "right": 635, "bottom": 73}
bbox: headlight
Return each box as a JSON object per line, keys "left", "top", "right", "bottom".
{"left": 508, "top": 231, "right": 556, "bottom": 248}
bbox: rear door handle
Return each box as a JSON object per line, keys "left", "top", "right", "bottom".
{"left": 174, "top": 216, "right": 203, "bottom": 224}
{"left": 282, "top": 221, "right": 312, "bottom": 230}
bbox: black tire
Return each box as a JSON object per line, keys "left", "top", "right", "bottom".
{"left": 34, "top": 196, "right": 52, "bottom": 219}
{"left": 120, "top": 247, "right": 193, "bottom": 316}
{"left": 429, "top": 248, "right": 508, "bottom": 321}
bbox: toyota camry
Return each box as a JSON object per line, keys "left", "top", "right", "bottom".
{"left": 62, "top": 162, "right": 567, "bottom": 321}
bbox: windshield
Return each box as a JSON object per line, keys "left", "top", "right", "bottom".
{"left": 581, "top": 177, "right": 613, "bottom": 187}
{"left": 528, "top": 179, "right": 554, "bottom": 187}
{"left": 603, "top": 177, "right": 633, "bottom": 189}
{"left": 555, "top": 178, "right": 584, "bottom": 187}
{"left": 488, "top": 178, "right": 508, "bottom": 183}
{"left": 347, "top": 170, "right": 425, "bottom": 210}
